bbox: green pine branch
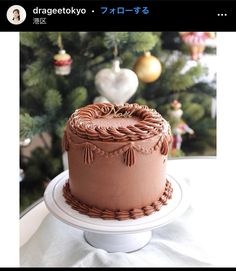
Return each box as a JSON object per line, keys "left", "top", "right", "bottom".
{"left": 44, "top": 89, "right": 62, "bottom": 112}
{"left": 67, "top": 87, "right": 88, "bottom": 111}
{"left": 20, "top": 113, "right": 48, "bottom": 139}
{"left": 128, "top": 32, "right": 159, "bottom": 53}
{"left": 160, "top": 58, "right": 206, "bottom": 91}
{"left": 104, "top": 32, "right": 129, "bottom": 51}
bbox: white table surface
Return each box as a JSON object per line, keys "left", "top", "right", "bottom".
{"left": 20, "top": 157, "right": 236, "bottom": 267}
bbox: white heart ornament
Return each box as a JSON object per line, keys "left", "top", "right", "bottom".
{"left": 95, "top": 60, "right": 139, "bottom": 104}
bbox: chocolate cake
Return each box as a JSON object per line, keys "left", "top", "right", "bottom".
{"left": 62, "top": 103, "right": 173, "bottom": 220}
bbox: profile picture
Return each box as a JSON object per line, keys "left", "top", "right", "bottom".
{"left": 7, "top": 5, "right": 26, "bottom": 25}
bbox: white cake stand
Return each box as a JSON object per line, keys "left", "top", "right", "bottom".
{"left": 44, "top": 170, "right": 190, "bottom": 253}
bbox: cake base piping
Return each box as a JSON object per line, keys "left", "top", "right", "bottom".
{"left": 63, "top": 180, "right": 173, "bottom": 221}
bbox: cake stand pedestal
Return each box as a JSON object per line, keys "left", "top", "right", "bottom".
{"left": 44, "top": 171, "right": 190, "bottom": 253}
{"left": 84, "top": 231, "right": 152, "bottom": 253}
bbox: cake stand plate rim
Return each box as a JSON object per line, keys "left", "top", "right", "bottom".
{"left": 44, "top": 170, "right": 190, "bottom": 234}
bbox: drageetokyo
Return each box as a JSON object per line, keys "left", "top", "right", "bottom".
{"left": 33, "top": 7, "right": 87, "bottom": 16}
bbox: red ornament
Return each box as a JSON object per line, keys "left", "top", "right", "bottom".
{"left": 53, "top": 49, "right": 72, "bottom": 75}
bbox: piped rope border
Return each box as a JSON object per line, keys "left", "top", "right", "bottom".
{"left": 68, "top": 103, "right": 171, "bottom": 142}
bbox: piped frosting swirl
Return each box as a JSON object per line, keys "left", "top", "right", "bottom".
{"left": 68, "top": 103, "right": 171, "bottom": 142}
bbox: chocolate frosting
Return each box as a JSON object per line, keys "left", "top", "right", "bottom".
{"left": 63, "top": 135, "right": 168, "bottom": 167}
{"left": 68, "top": 103, "right": 172, "bottom": 142}
{"left": 63, "top": 180, "right": 173, "bottom": 220}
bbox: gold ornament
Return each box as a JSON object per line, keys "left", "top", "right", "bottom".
{"left": 133, "top": 51, "right": 162, "bottom": 83}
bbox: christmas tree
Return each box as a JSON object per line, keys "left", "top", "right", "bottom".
{"left": 20, "top": 32, "right": 216, "bottom": 210}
